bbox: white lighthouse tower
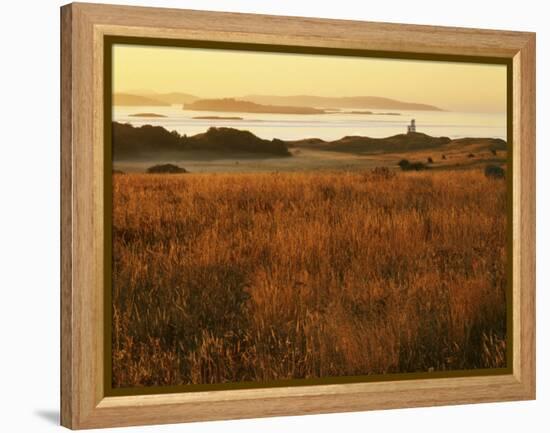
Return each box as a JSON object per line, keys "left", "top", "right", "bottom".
{"left": 407, "top": 119, "right": 416, "bottom": 134}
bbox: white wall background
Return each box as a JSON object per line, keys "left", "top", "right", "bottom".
{"left": 0, "top": 0, "right": 546, "bottom": 431}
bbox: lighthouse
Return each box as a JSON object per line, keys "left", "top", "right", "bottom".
{"left": 407, "top": 119, "right": 416, "bottom": 134}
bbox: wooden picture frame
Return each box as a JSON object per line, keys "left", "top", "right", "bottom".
{"left": 60, "top": 2, "right": 536, "bottom": 429}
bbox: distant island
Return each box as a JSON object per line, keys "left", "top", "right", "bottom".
{"left": 193, "top": 115, "right": 244, "bottom": 120}
{"left": 240, "top": 95, "right": 443, "bottom": 111}
{"left": 113, "top": 93, "right": 170, "bottom": 106}
{"left": 336, "top": 110, "right": 401, "bottom": 116}
{"left": 144, "top": 92, "right": 199, "bottom": 105}
{"left": 185, "top": 98, "right": 326, "bottom": 114}
{"left": 115, "top": 92, "right": 443, "bottom": 111}
{"left": 129, "top": 113, "right": 167, "bottom": 118}
{"left": 114, "top": 92, "right": 199, "bottom": 106}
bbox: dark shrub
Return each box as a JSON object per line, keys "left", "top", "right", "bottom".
{"left": 468, "top": 153, "right": 475, "bottom": 158}
{"left": 408, "top": 162, "right": 427, "bottom": 171}
{"left": 427, "top": 157, "right": 434, "bottom": 164}
{"left": 398, "top": 159, "right": 410, "bottom": 169}
{"left": 147, "top": 164, "right": 188, "bottom": 174}
{"left": 398, "top": 159, "right": 427, "bottom": 171}
{"left": 484, "top": 164, "right": 505, "bottom": 179}
{"left": 442, "top": 154, "right": 447, "bottom": 160}
{"left": 491, "top": 148, "right": 498, "bottom": 156}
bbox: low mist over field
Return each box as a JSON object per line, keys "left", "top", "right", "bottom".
{"left": 112, "top": 121, "right": 506, "bottom": 174}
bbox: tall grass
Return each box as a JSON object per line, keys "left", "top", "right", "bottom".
{"left": 112, "top": 170, "right": 507, "bottom": 387}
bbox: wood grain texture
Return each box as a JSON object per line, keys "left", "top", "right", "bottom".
{"left": 513, "top": 34, "right": 536, "bottom": 396}
{"left": 60, "top": 4, "right": 73, "bottom": 429}
{"left": 60, "top": 2, "right": 536, "bottom": 429}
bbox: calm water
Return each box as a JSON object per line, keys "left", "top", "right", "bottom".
{"left": 113, "top": 105, "right": 506, "bottom": 141}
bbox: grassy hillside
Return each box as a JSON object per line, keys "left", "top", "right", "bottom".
{"left": 112, "top": 122, "right": 291, "bottom": 159}
{"left": 113, "top": 122, "right": 506, "bottom": 162}
{"left": 241, "top": 94, "right": 443, "bottom": 111}
{"left": 291, "top": 132, "right": 452, "bottom": 153}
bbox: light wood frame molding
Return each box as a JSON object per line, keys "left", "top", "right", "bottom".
{"left": 60, "top": 2, "right": 536, "bottom": 429}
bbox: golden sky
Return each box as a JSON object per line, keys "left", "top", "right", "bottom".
{"left": 113, "top": 44, "right": 506, "bottom": 113}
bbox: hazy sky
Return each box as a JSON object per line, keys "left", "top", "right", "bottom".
{"left": 113, "top": 44, "right": 507, "bottom": 113}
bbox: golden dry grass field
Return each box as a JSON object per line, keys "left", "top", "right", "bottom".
{"left": 112, "top": 169, "right": 507, "bottom": 388}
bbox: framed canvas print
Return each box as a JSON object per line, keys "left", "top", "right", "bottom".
{"left": 60, "top": 3, "right": 536, "bottom": 429}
